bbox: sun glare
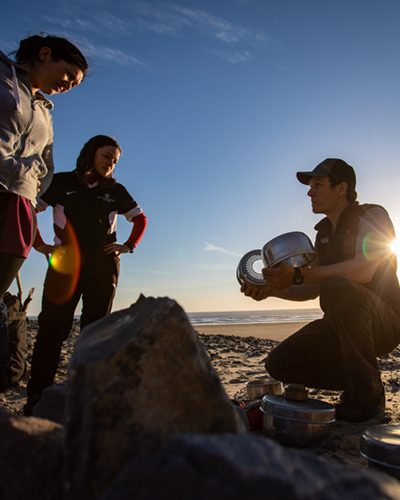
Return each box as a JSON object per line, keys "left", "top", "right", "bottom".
{"left": 390, "top": 238, "right": 400, "bottom": 256}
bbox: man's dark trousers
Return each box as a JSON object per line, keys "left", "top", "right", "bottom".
{"left": 265, "top": 277, "right": 400, "bottom": 401}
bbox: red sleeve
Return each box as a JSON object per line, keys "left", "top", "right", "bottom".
{"left": 124, "top": 212, "right": 148, "bottom": 250}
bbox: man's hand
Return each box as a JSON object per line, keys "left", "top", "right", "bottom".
{"left": 241, "top": 282, "right": 271, "bottom": 301}
{"left": 104, "top": 243, "right": 130, "bottom": 256}
{"left": 262, "top": 264, "right": 294, "bottom": 290}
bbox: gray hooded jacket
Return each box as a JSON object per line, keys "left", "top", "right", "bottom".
{"left": 0, "top": 51, "right": 54, "bottom": 205}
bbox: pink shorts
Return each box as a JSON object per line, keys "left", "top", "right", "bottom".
{"left": 0, "top": 192, "right": 36, "bottom": 258}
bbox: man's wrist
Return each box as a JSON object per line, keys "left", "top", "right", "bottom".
{"left": 292, "top": 267, "right": 304, "bottom": 285}
{"left": 293, "top": 265, "right": 314, "bottom": 285}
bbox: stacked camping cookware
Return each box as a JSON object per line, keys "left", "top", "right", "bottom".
{"left": 237, "top": 231, "right": 316, "bottom": 288}
{"left": 238, "top": 232, "right": 336, "bottom": 447}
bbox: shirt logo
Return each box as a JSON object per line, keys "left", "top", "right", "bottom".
{"left": 66, "top": 191, "right": 77, "bottom": 196}
{"left": 320, "top": 237, "right": 329, "bottom": 244}
{"left": 98, "top": 193, "right": 115, "bottom": 203}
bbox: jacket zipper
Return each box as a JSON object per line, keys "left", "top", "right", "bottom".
{"left": 14, "top": 102, "right": 34, "bottom": 159}
{"left": 8, "top": 101, "right": 35, "bottom": 188}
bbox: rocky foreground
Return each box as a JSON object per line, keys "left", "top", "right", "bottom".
{"left": 1, "top": 298, "right": 400, "bottom": 499}
{"left": 2, "top": 317, "right": 400, "bottom": 470}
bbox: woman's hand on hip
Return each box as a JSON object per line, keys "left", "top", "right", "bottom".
{"left": 104, "top": 243, "right": 130, "bottom": 256}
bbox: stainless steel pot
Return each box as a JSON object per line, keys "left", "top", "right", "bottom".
{"left": 360, "top": 424, "right": 400, "bottom": 479}
{"left": 262, "top": 231, "right": 316, "bottom": 268}
{"left": 260, "top": 394, "right": 335, "bottom": 447}
{"left": 238, "top": 231, "right": 315, "bottom": 288}
{"left": 246, "top": 377, "right": 283, "bottom": 400}
{"left": 236, "top": 249, "right": 270, "bottom": 288}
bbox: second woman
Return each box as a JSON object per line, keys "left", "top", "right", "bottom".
{"left": 25, "top": 134, "right": 147, "bottom": 414}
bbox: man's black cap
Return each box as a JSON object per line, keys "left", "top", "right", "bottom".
{"left": 296, "top": 158, "right": 356, "bottom": 189}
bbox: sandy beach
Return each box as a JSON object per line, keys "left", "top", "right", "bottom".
{"left": 196, "top": 321, "right": 308, "bottom": 341}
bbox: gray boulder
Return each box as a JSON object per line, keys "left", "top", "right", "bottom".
{"left": 101, "top": 433, "right": 400, "bottom": 500}
{"left": 0, "top": 408, "right": 64, "bottom": 500}
{"left": 65, "top": 296, "right": 244, "bottom": 499}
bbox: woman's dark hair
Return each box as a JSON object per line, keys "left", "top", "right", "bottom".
{"left": 76, "top": 135, "right": 121, "bottom": 184}
{"left": 15, "top": 34, "right": 88, "bottom": 75}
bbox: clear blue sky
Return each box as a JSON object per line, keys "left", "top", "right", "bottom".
{"left": 3, "top": 0, "right": 400, "bottom": 315}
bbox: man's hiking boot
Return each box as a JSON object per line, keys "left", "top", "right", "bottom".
{"left": 335, "top": 385, "right": 385, "bottom": 423}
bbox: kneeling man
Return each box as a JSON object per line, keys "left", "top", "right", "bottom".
{"left": 242, "top": 158, "right": 400, "bottom": 422}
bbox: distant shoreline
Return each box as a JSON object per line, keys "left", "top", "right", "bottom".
{"left": 26, "top": 317, "right": 311, "bottom": 342}
{"left": 195, "top": 321, "right": 308, "bottom": 342}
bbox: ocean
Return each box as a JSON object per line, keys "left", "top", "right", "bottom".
{"left": 188, "top": 308, "right": 323, "bottom": 326}
{"left": 30, "top": 308, "right": 322, "bottom": 326}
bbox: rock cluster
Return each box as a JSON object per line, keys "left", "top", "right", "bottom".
{"left": 1, "top": 296, "right": 400, "bottom": 500}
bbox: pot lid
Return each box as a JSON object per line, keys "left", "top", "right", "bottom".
{"left": 261, "top": 394, "right": 335, "bottom": 424}
{"left": 237, "top": 249, "right": 269, "bottom": 287}
{"left": 246, "top": 377, "right": 281, "bottom": 388}
{"left": 361, "top": 424, "right": 400, "bottom": 468}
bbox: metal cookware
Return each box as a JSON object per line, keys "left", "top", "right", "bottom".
{"left": 236, "top": 249, "right": 270, "bottom": 288}
{"left": 260, "top": 394, "right": 335, "bottom": 447}
{"left": 237, "top": 232, "right": 315, "bottom": 289}
{"left": 284, "top": 383, "right": 308, "bottom": 401}
{"left": 360, "top": 424, "right": 400, "bottom": 479}
{"left": 262, "top": 231, "right": 316, "bottom": 268}
{"left": 246, "top": 377, "right": 283, "bottom": 400}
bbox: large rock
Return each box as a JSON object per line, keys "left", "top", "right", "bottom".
{"left": 101, "top": 433, "right": 400, "bottom": 500}
{"left": 0, "top": 408, "right": 64, "bottom": 500}
{"left": 65, "top": 296, "right": 243, "bottom": 499}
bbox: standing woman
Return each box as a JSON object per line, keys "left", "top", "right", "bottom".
{"left": 0, "top": 34, "right": 88, "bottom": 389}
{"left": 25, "top": 135, "right": 147, "bottom": 414}
{"left": 0, "top": 34, "right": 88, "bottom": 299}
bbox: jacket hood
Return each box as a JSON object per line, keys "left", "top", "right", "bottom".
{"left": 0, "top": 50, "right": 17, "bottom": 66}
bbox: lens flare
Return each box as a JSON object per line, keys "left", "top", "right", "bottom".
{"left": 390, "top": 238, "right": 400, "bottom": 256}
{"left": 361, "top": 233, "right": 375, "bottom": 260}
{"left": 45, "top": 223, "right": 81, "bottom": 304}
{"left": 361, "top": 232, "right": 396, "bottom": 261}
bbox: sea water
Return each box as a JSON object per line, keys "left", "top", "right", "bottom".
{"left": 188, "top": 308, "right": 322, "bottom": 326}
{"left": 34, "top": 308, "right": 322, "bottom": 326}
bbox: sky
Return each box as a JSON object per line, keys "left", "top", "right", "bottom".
{"left": 2, "top": 0, "right": 400, "bottom": 315}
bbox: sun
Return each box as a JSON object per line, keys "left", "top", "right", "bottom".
{"left": 390, "top": 238, "right": 400, "bottom": 257}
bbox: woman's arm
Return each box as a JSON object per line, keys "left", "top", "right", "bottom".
{"left": 0, "top": 74, "right": 55, "bottom": 202}
{"left": 33, "top": 227, "right": 57, "bottom": 258}
{"left": 104, "top": 212, "right": 148, "bottom": 255}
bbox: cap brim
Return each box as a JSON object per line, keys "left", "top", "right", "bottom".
{"left": 296, "top": 171, "right": 327, "bottom": 185}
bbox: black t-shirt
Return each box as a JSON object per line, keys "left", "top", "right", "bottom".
{"left": 315, "top": 203, "right": 400, "bottom": 312}
{"left": 41, "top": 171, "right": 141, "bottom": 253}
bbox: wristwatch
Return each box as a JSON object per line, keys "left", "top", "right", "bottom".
{"left": 124, "top": 241, "right": 134, "bottom": 254}
{"left": 292, "top": 267, "right": 304, "bottom": 285}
